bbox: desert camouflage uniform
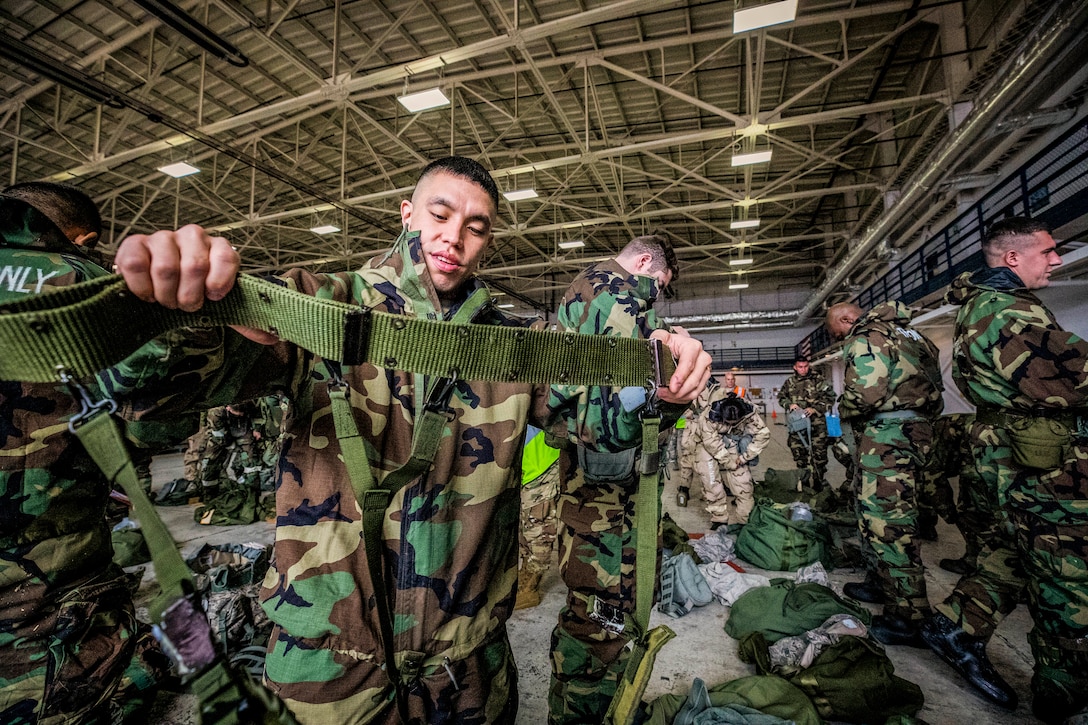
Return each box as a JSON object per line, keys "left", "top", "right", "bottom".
{"left": 942, "top": 268, "right": 1088, "bottom": 718}
{"left": 674, "top": 381, "right": 722, "bottom": 494}
{"left": 777, "top": 368, "right": 835, "bottom": 487}
{"left": 548, "top": 259, "right": 686, "bottom": 725}
{"left": 686, "top": 407, "right": 770, "bottom": 525}
{"left": 838, "top": 301, "right": 944, "bottom": 622}
{"left": 520, "top": 428, "right": 563, "bottom": 577}
{"left": 119, "top": 230, "right": 639, "bottom": 724}
{"left": 0, "top": 198, "right": 168, "bottom": 724}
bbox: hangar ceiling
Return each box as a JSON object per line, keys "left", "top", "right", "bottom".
{"left": 1, "top": 0, "right": 1086, "bottom": 322}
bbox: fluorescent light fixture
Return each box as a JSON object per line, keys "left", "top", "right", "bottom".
{"left": 558, "top": 240, "right": 585, "bottom": 249}
{"left": 498, "top": 303, "right": 515, "bottom": 309}
{"left": 731, "top": 150, "right": 773, "bottom": 166}
{"left": 729, "top": 282, "right": 750, "bottom": 290}
{"left": 729, "top": 257, "right": 754, "bottom": 266}
{"left": 733, "top": 0, "right": 798, "bottom": 33}
{"left": 158, "top": 161, "right": 200, "bottom": 178}
{"left": 503, "top": 188, "right": 539, "bottom": 202}
{"left": 397, "top": 87, "right": 450, "bottom": 113}
{"left": 730, "top": 219, "right": 761, "bottom": 230}
{"left": 309, "top": 224, "right": 340, "bottom": 235}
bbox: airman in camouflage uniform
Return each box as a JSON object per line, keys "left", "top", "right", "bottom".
{"left": 776, "top": 358, "right": 836, "bottom": 490}
{"left": 110, "top": 160, "right": 710, "bottom": 725}
{"left": 548, "top": 234, "right": 709, "bottom": 725}
{"left": 516, "top": 426, "right": 564, "bottom": 609}
{"left": 0, "top": 187, "right": 168, "bottom": 724}
{"left": 929, "top": 413, "right": 987, "bottom": 575}
{"left": 193, "top": 401, "right": 265, "bottom": 525}
{"left": 827, "top": 300, "right": 944, "bottom": 645}
{"left": 921, "top": 217, "right": 1087, "bottom": 722}
{"left": 687, "top": 393, "right": 771, "bottom": 526}
{"left": 675, "top": 380, "right": 725, "bottom": 505}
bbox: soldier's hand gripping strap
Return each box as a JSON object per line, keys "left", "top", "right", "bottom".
{"left": 69, "top": 399, "right": 299, "bottom": 725}
{"left": 604, "top": 409, "right": 676, "bottom": 725}
{"left": 0, "top": 273, "right": 674, "bottom": 388}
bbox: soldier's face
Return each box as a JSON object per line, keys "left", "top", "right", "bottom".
{"left": 401, "top": 170, "right": 496, "bottom": 299}
{"left": 1011, "top": 231, "right": 1062, "bottom": 290}
{"left": 794, "top": 361, "right": 810, "bottom": 376}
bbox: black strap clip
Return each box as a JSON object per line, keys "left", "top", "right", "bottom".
{"left": 57, "top": 365, "right": 116, "bottom": 433}
{"left": 342, "top": 307, "right": 373, "bottom": 366}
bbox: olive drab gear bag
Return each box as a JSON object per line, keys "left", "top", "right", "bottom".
{"left": 1007, "top": 415, "right": 1071, "bottom": 470}
{"left": 724, "top": 578, "right": 871, "bottom": 644}
{"left": 739, "top": 631, "right": 925, "bottom": 723}
{"left": 735, "top": 499, "right": 833, "bottom": 572}
{"left": 658, "top": 553, "right": 714, "bottom": 618}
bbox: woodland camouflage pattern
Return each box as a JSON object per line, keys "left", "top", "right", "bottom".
{"left": 116, "top": 230, "right": 640, "bottom": 724}
{"left": 928, "top": 413, "right": 987, "bottom": 567}
{"left": 776, "top": 367, "right": 835, "bottom": 486}
{"left": 943, "top": 268, "right": 1088, "bottom": 717}
{"left": 839, "top": 301, "right": 944, "bottom": 621}
{"left": 0, "top": 197, "right": 168, "bottom": 724}
{"left": 685, "top": 408, "right": 770, "bottom": 525}
{"left": 548, "top": 259, "right": 682, "bottom": 725}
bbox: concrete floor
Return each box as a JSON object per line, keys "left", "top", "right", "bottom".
{"left": 142, "top": 414, "right": 1041, "bottom": 724}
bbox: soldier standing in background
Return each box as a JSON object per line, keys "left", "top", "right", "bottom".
{"left": 827, "top": 300, "right": 944, "bottom": 646}
{"left": 515, "top": 425, "right": 564, "bottom": 609}
{"left": 921, "top": 217, "right": 1087, "bottom": 722}
{"left": 777, "top": 356, "right": 836, "bottom": 494}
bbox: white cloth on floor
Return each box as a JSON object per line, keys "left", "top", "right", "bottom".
{"left": 698, "top": 561, "right": 770, "bottom": 605}
{"left": 691, "top": 527, "right": 736, "bottom": 563}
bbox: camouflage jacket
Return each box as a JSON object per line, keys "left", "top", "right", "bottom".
{"left": 838, "top": 300, "right": 944, "bottom": 421}
{"left": 0, "top": 199, "right": 192, "bottom": 627}
{"left": 945, "top": 269, "right": 1087, "bottom": 414}
{"left": 118, "top": 230, "right": 629, "bottom": 712}
{"left": 776, "top": 369, "right": 835, "bottom": 415}
{"left": 550, "top": 258, "right": 684, "bottom": 452}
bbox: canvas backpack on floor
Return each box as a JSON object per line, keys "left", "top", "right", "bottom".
{"left": 725, "top": 578, "right": 871, "bottom": 643}
{"left": 735, "top": 499, "right": 832, "bottom": 571}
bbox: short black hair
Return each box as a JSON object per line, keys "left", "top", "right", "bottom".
{"left": 982, "top": 216, "right": 1051, "bottom": 266}
{"left": 794, "top": 355, "right": 810, "bottom": 364}
{"left": 621, "top": 233, "right": 680, "bottom": 282}
{"left": 2, "top": 181, "right": 102, "bottom": 239}
{"left": 417, "top": 156, "right": 499, "bottom": 212}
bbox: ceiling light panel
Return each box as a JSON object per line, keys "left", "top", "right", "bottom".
{"left": 397, "top": 88, "right": 450, "bottom": 113}
{"left": 730, "top": 219, "right": 761, "bottom": 230}
{"left": 503, "top": 189, "right": 539, "bottom": 201}
{"left": 731, "top": 150, "right": 773, "bottom": 166}
{"left": 733, "top": 0, "right": 798, "bottom": 33}
{"left": 158, "top": 161, "right": 200, "bottom": 178}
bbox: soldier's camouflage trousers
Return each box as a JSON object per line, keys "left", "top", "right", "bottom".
{"left": 0, "top": 566, "right": 169, "bottom": 725}
{"left": 521, "top": 461, "right": 561, "bottom": 575}
{"left": 935, "top": 422, "right": 1026, "bottom": 640}
{"left": 180, "top": 425, "right": 208, "bottom": 482}
{"left": 855, "top": 416, "right": 932, "bottom": 621}
{"left": 549, "top": 467, "right": 660, "bottom": 725}
{"left": 952, "top": 465, "right": 987, "bottom": 566}
{"left": 1006, "top": 434, "right": 1088, "bottom": 717}
{"left": 829, "top": 436, "right": 855, "bottom": 488}
{"left": 787, "top": 415, "right": 829, "bottom": 488}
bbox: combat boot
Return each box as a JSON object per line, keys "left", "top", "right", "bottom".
{"left": 939, "top": 556, "right": 975, "bottom": 576}
{"left": 920, "top": 612, "right": 1017, "bottom": 710}
{"left": 514, "top": 568, "right": 544, "bottom": 610}
{"left": 843, "top": 574, "right": 887, "bottom": 604}
{"left": 870, "top": 613, "right": 927, "bottom": 648}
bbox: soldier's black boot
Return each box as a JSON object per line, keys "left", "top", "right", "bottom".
{"left": 939, "top": 556, "right": 975, "bottom": 576}
{"left": 920, "top": 612, "right": 1018, "bottom": 710}
{"left": 843, "top": 574, "right": 887, "bottom": 604}
{"left": 870, "top": 613, "right": 927, "bottom": 648}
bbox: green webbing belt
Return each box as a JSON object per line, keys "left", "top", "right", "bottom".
{"left": 0, "top": 273, "right": 673, "bottom": 387}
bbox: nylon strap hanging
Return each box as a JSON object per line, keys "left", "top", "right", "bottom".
{"left": 604, "top": 409, "right": 677, "bottom": 725}
{"left": 0, "top": 273, "right": 673, "bottom": 388}
{"left": 67, "top": 386, "right": 299, "bottom": 724}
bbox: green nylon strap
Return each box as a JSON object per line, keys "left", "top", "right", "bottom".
{"left": 72, "top": 409, "right": 192, "bottom": 620}
{"left": 604, "top": 625, "right": 676, "bottom": 725}
{"left": 0, "top": 273, "right": 673, "bottom": 388}
{"left": 634, "top": 415, "right": 662, "bottom": 629}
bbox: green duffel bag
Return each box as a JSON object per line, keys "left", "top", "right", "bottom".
{"left": 735, "top": 498, "right": 832, "bottom": 571}
{"left": 726, "top": 578, "right": 870, "bottom": 643}
{"left": 741, "top": 632, "right": 925, "bottom": 724}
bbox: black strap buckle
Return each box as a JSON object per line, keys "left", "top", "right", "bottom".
{"left": 57, "top": 365, "right": 117, "bottom": 433}
{"left": 342, "top": 307, "right": 373, "bottom": 366}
